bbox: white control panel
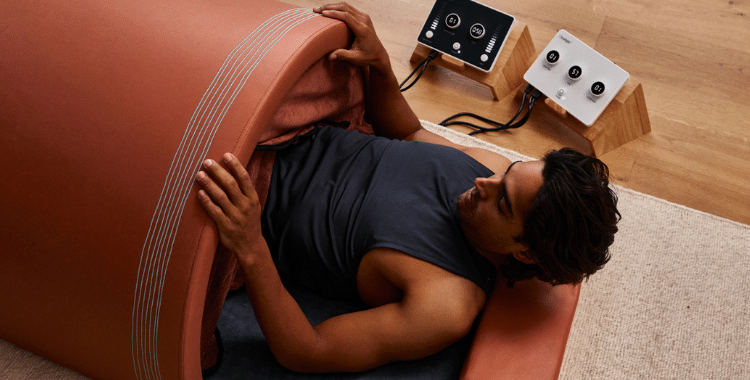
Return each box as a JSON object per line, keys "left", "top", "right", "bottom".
{"left": 523, "top": 30, "right": 629, "bottom": 126}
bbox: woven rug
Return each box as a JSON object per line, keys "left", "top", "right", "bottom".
{"left": 422, "top": 121, "right": 750, "bottom": 379}
{"left": 2, "top": 121, "right": 749, "bottom": 379}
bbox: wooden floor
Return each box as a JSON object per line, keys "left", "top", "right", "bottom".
{"left": 290, "top": 0, "right": 750, "bottom": 225}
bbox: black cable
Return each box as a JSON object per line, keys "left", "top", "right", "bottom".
{"left": 465, "top": 90, "right": 541, "bottom": 135}
{"left": 467, "top": 89, "right": 542, "bottom": 135}
{"left": 440, "top": 85, "right": 534, "bottom": 128}
{"left": 438, "top": 85, "right": 544, "bottom": 136}
{"left": 399, "top": 50, "right": 439, "bottom": 92}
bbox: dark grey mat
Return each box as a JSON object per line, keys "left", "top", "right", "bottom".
{"left": 206, "top": 285, "right": 472, "bottom": 379}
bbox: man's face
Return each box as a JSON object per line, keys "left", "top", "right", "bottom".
{"left": 457, "top": 160, "right": 544, "bottom": 261}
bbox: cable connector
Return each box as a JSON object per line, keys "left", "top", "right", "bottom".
{"left": 530, "top": 89, "right": 544, "bottom": 102}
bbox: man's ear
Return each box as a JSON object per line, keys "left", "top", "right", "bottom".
{"left": 512, "top": 249, "right": 536, "bottom": 265}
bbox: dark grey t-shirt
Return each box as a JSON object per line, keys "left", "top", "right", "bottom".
{"left": 261, "top": 125, "right": 496, "bottom": 299}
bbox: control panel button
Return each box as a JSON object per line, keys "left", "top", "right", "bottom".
{"left": 470, "top": 23, "right": 486, "bottom": 39}
{"left": 425, "top": 30, "right": 434, "bottom": 38}
{"left": 452, "top": 42, "right": 461, "bottom": 50}
{"left": 568, "top": 65, "right": 582, "bottom": 80}
{"left": 590, "top": 81, "right": 606, "bottom": 96}
{"left": 480, "top": 54, "right": 489, "bottom": 62}
{"left": 445, "top": 13, "right": 461, "bottom": 29}
{"left": 546, "top": 50, "right": 560, "bottom": 64}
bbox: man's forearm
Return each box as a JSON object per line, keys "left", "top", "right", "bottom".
{"left": 237, "top": 243, "right": 322, "bottom": 371}
{"left": 364, "top": 60, "right": 424, "bottom": 140}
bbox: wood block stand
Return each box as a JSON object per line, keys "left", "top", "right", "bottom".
{"left": 517, "top": 79, "right": 651, "bottom": 157}
{"left": 410, "top": 21, "right": 536, "bottom": 101}
{"left": 410, "top": 19, "right": 650, "bottom": 157}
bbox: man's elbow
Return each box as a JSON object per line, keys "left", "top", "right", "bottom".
{"left": 440, "top": 303, "right": 482, "bottom": 345}
{"left": 275, "top": 356, "right": 311, "bottom": 373}
{"left": 441, "top": 317, "right": 475, "bottom": 349}
{"left": 270, "top": 348, "right": 317, "bottom": 373}
{"left": 269, "top": 340, "right": 344, "bottom": 373}
{"left": 270, "top": 340, "right": 383, "bottom": 373}
{"left": 266, "top": 341, "right": 321, "bottom": 373}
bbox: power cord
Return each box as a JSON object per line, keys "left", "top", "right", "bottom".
{"left": 399, "top": 50, "right": 439, "bottom": 92}
{"left": 439, "top": 85, "right": 544, "bottom": 135}
{"left": 398, "top": 53, "right": 543, "bottom": 134}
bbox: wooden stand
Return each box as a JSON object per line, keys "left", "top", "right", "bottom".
{"left": 518, "top": 78, "right": 651, "bottom": 157}
{"left": 410, "top": 21, "right": 536, "bottom": 101}
{"left": 410, "top": 19, "right": 650, "bottom": 157}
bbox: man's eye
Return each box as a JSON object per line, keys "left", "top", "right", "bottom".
{"left": 497, "top": 197, "right": 505, "bottom": 215}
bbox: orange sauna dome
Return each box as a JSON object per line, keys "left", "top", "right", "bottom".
{"left": 0, "top": 0, "right": 580, "bottom": 379}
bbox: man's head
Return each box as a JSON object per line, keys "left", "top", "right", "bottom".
{"left": 457, "top": 148, "right": 620, "bottom": 287}
{"left": 457, "top": 159, "right": 544, "bottom": 267}
{"left": 499, "top": 148, "right": 620, "bottom": 286}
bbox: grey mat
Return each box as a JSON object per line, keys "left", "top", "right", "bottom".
{"left": 206, "top": 284, "right": 472, "bottom": 379}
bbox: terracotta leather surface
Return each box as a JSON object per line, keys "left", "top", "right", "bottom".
{"left": 0, "top": 0, "right": 580, "bottom": 378}
{"left": 460, "top": 280, "right": 581, "bottom": 380}
{"left": 0, "top": 0, "right": 351, "bottom": 379}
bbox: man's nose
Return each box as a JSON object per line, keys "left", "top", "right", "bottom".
{"left": 475, "top": 177, "right": 501, "bottom": 196}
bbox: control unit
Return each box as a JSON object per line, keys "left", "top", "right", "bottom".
{"left": 416, "top": 0, "right": 515, "bottom": 73}
{"left": 523, "top": 30, "right": 629, "bottom": 126}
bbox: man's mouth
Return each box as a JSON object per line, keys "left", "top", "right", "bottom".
{"left": 460, "top": 187, "right": 478, "bottom": 212}
{"left": 469, "top": 188, "right": 478, "bottom": 213}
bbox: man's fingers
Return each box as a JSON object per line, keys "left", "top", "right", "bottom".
{"left": 197, "top": 189, "right": 228, "bottom": 224}
{"left": 196, "top": 170, "right": 235, "bottom": 213}
{"left": 221, "top": 153, "right": 257, "bottom": 200}
{"left": 315, "top": 3, "right": 367, "bottom": 34}
{"left": 314, "top": 3, "right": 359, "bottom": 15}
{"left": 201, "top": 158, "right": 246, "bottom": 203}
{"left": 328, "top": 47, "right": 359, "bottom": 62}
{"left": 319, "top": 9, "right": 360, "bottom": 30}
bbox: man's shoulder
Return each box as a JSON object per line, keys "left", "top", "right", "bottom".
{"left": 404, "top": 128, "right": 511, "bottom": 173}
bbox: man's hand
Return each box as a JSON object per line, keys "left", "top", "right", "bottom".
{"left": 314, "top": 3, "right": 390, "bottom": 72}
{"left": 314, "top": 3, "right": 424, "bottom": 140}
{"left": 195, "top": 153, "right": 263, "bottom": 261}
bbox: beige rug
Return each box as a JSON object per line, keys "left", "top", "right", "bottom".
{"left": 424, "top": 121, "right": 750, "bottom": 379}
{"left": 3, "top": 121, "right": 749, "bottom": 379}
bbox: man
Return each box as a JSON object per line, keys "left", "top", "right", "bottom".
{"left": 194, "top": 3, "right": 619, "bottom": 373}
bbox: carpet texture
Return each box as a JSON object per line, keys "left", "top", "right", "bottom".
{"left": 422, "top": 121, "right": 750, "bottom": 379}
{"left": 2, "top": 120, "right": 748, "bottom": 379}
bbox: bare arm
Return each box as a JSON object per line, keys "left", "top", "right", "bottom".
{"left": 196, "top": 154, "right": 481, "bottom": 372}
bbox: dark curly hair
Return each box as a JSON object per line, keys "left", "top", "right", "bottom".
{"left": 498, "top": 148, "right": 621, "bottom": 287}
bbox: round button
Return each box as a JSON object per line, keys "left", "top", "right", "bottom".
{"left": 546, "top": 50, "right": 560, "bottom": 64}
{"left": 470, "top": 23, "right": 485, "bottom": 39}
{"left": 452, "top": 42, "right": 461, "bottom": 50}
{"left": 426, "top": 30, "right": 434, "bottom": 38}
{"left": 445, "top": 13, "right": 461, "bottom": 29}
{"left": 591, "top": 81, "right": 606, "bottom": 96}
{"left": 568, "top": 65, "right": 582, "bottom": 80}
{"left": 480, "top": 54, "right": 489, "bottom": 62}
{"left": 557, "top": 88, "right": 565, "bottom": 96}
